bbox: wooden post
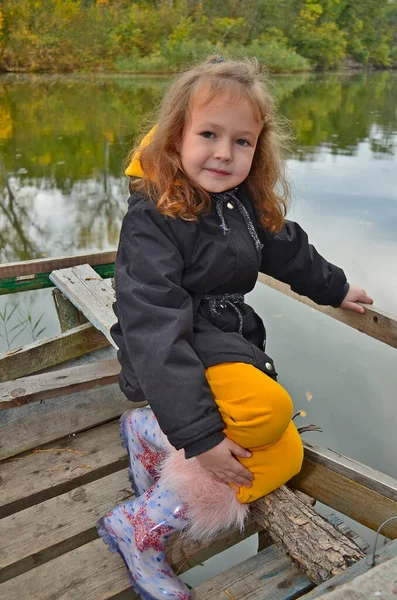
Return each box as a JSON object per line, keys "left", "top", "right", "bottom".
{"left": 52, "top": 288, "right": 87, "bottom": 332}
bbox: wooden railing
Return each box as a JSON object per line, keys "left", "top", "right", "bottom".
{"left": 1, "top": 251, "right": 396, "bottom": 350}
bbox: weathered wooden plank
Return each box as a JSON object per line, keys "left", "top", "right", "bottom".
{"left": 313, "top": 554, "right": 397, "bottom": 599}
{"left": 193, "top": 543, "right": 313, "bottom": 599}
{"left": 301, "top": 443, "right": 397, "bottom": 508}
{"left": 52, "top": 288, "right": 88, "bottom": 332}
{"left": 0, "top": 383, "right": 133, "bottom": 460}
{"left": 301, "top": 539, "right": 397, "bottom": 599}
{"left": 0, "top": 358, "right": 120, "bottom": 408}
{"left": 0, "top": 251, "right": 116, "bottom": 279}
{"left": 0, "top": 537, "right": 137, "bottom": 600}
{"left": 0, "top": 263, "right": 115, "bottom": 295}
{"left": 0, "top": 469, "right": 133, "bottom": 582}
{"left": 0, "top": 519, "right": 260, "bottom": 600}
{"left": 0, "top": 420, "right": 126, "bottom": 519}
{"left": 2, "top": 382, "right": 396, "bottom": 538}
{"left": 0, "top": 323, "right": 109, "bottom": 383}
{"left": 291, "top": 452, "right": 397, "bottom": 539}
{"left": 50, "top": 265, "right": 117, "bottom": 346}
{"left": 258, "top": 273, "right": 397, "bottom": 350}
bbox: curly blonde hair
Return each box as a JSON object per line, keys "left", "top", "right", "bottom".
{"left": 129, "top": 57, "right": 290, "bottom": 231}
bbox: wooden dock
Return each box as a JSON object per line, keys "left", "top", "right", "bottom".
{"left": 1, "top": 252, "right": 397, "bottom": 599}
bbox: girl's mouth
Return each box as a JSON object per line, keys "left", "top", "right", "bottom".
{"left": 206, "top": 168, "right": 230, "bottom": 176}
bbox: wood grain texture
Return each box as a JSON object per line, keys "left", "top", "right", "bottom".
{"left": 193, "top": 544, "right": 313, "bottom": 599}
{"left": 0, "top": 323, "right": 109, "bottom": 383}
{"left": 52, "top": 288, "right": 88, "bottom": 332}
{"left": 0, "top": 383, "right": 133, "bottom": 460}
{"left": 301, "top": 539, "right": 397, "bottom": 599}
{"left": 0, "top": 520, "right": 260, "bottom": 600}
{"left": 291, "top": 456, "right": 397, "bottom": 539}
{"left": 0, "top": 252, "right": 116, "bottom": 279}
{"left": 0, "top": 263, "right": 115, "bottom": 295}
{"left": 301, "top": 443, "right": 397, "bottom": 503}
{"left": 50, "top": 264, "right": 117, "bottom": 346}
{"left": 0, "top": 420, "right": 126, "bottom": 518}
{"left": 0, "top": 358, "right": 120, "bottom": 408}
{"left": 313, "top": 555, "right": 397, "bottom": 599}
{"left": 251, "top": 486, "right": 365, "bottom": 585}
{"left": 258, "top": 273, "right": 397, "bottom": 350}
{"left": 0, "top": 469, "right": 133, "bottom": 582}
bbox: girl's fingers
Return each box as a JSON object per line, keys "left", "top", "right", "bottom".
{"left": 228, "top": 440, "right": 252, "bottom": 458}
{"left": 209, "top": 473, "right": 226, "bottom": 484}
{"left": 212, "top": 469, "right": 249, "bottom": 486}
{"left": 345, "top": 301, "right": 365, "bottom": 314}
{"left": 225, "top": 470, "right": 252, "bottom": 486}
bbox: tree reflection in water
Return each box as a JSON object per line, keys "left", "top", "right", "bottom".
{"left": 0, "top": 71, "right": 396, "bottom": 351}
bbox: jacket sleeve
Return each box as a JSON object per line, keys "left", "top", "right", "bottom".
{"left": 114, "top": 198, "right": 225, "bottom": 458}
{"left": 259, "top": 220, "right": 348, "bottom": 307}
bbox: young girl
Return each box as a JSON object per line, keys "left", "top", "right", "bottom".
{"left": 97, "top": 57, "right": 373, "bottom": 600}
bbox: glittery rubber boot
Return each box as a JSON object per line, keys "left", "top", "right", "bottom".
{"left": 97, "top": 482, "right": 191, "bottom": 600}
{"left": 119, "top": 407, "right": 170, "bottom": 497}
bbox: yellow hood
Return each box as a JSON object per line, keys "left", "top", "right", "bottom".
{"left": 125, "top": 126, "right": 157, "bottom": 178}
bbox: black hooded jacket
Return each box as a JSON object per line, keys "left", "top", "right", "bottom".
{"left": 111, "top": 184, "right": 348, "bottom": 458}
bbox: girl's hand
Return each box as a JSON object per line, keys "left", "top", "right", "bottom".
{"left": 341, "top": 284, "right": 374, "bottom": 314}
{"left": 195, "top": 438, "right": 254, "bottom": 487}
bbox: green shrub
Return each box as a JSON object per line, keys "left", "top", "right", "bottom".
{"left": 227, "top": 40, "right": 310, "bottom": 73}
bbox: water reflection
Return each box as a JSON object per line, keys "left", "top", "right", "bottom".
{"left": 0, "top": 71, "right": 396, "bottom": 353}
{"left": 282, "top": 71, "right": 397, "bottom": 159}
{"left": 0, "top": 71, "right": 396, "bottom": 266}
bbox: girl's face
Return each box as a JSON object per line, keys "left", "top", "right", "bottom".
{"left": 180, "top": 91, "right": 262, "bottom": 193}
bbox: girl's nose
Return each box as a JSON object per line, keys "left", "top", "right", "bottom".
{"left": 214, "top": 140, "right": 233, "bottom": 161}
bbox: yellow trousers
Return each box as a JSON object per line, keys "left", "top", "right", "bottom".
{"left": 206, "top": 362, "right": 303, "bottom": 503}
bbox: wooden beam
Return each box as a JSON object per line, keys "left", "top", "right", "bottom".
{"left": 50, "top": 265, "right": 117, "bottom": 347}
{"left": 52, "top": 288, "right": 88, "bottom": 333}
{"left": 302, "top": 443, "right": 397, "bottom": 502}
{"left": 1, "top": 253, "right": 395, "bottom": 352}
{"left": 0, "top": 252, "right": 116, "bottom": 279}
{"left": 0, "top": 323, "right": 110, "bottom": 383}
{"left": 312, "top": 554, "right": 397, "bottom": 599}
{"left": 302, "top": 538, "right": 397, "bottom": 599}
{"left": 291, "top": 443, "right": 397, "bottom": 539}
{"left": 0, "top": 358, "right": 120, "bottom": 408}
{"left": 0, "top": 263, "right": 115, "bottom": 295}
{"left": 258, "top": 273, "right": 397, "bottom": 350}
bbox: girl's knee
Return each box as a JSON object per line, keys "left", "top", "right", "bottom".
{"left": 227, "top": 378, "right": 293, "bottom": 447}
{"left": 206, "top": 363, "right": 294, "bottom": 448}
{"left": 234, "top": 422, "right": 304, "bottom": 503}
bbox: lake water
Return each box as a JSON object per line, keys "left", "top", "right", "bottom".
{"left": 0, "top": 71, "right": 396, "bottom": 577}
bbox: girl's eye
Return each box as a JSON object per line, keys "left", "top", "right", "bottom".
{"left": 200, "top": 131, "right": 215, "bottom": 139}
{"left": 236, "top": 139, "right": 250, "bottom": 147}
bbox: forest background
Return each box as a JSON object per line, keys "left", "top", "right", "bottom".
{"left": 0, "top": 0, "right": 397, "bottom": 74}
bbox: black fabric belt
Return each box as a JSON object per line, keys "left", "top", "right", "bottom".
{"left": 202, "top": 293, "right": 245, "bottom": 335}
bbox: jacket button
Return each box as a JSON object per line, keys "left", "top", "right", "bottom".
{"left": 226, "top": 202, "right": 234, "bottom": 209}
{"left": 265, "top": 362, "right": 273, "bottom": 371}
